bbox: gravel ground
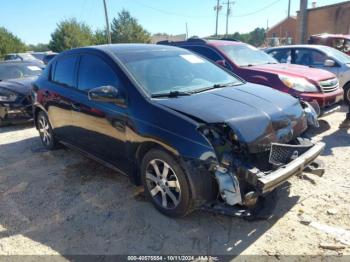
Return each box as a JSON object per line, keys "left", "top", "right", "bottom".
{"left": 0, "top": 107, "right": 349, "bottom": 259}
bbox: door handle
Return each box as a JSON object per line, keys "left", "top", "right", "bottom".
{"left": 71, "top": 103, "right": 81, "bottom": 111}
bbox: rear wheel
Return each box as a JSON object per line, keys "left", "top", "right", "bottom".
{"left": 37, "top": 111, "right": 58, "bottom": 150}
{"left": 141, "top": 149, "right": 192, "bottom": 217}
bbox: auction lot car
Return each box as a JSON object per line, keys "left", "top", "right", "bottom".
{"left": 0, "top": 61, "right": 43, "bottom": 125}
{"left": 266, "top": 45, "right": 350, "bottom": 104}
{"left": 159, "top": 39, "right": 343, "bottom": 116}
{"left": 308, "top": 34, "right": 350, "bottom": 55}
{"left": 32, "top": 44, "right": 324, "bottom": 217}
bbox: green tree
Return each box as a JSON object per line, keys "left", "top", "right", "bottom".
{"left": 248, "top": 27, "right": 266, "bottom": 46}
{"left": 111, "top": 10, "right": 151, "bottom": 43}
{"left": 0, "top": 27, "right": 27, "bottom": 58}
{"left": 93, "top": 29, "right": 108, "bottom": 45}
{"left": 49, "top": 18, "right": 94, "bottom": 52}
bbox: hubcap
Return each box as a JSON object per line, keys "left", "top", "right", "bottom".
{"left": 145, "top": 159, "right": 181, "bottom": 209}
{"left": 38, "top": 116, "right": 51, "bottom": 146}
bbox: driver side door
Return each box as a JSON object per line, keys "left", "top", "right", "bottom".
{"left": 70, "top": 53, "right": 129, "bottom": 173}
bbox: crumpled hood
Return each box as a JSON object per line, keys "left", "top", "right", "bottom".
{"left": 0, "top": 76, "right": 37, "bottom": 95}
{"left": 156, "top": 83, "right": 308, "bottom": 153}
{"left": 250, "top": 63, "right": 335, "bottom": 82}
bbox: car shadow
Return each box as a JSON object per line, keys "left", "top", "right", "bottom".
{"left": 0, "top": 135, "right": 299, "bottom": 258}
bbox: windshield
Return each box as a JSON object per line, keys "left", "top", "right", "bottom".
{"left": 218, "top": 44, "right": 278, "bottom": 67}
{"left": 0, "top": 63, "right": 42, "bottom": 81}
{"left": 322, "top": 46, "right": 350, "bottom": 64}
{"left": 117, "top": 50, "right": 242, "bottom": 96}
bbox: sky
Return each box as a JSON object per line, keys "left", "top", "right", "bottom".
{"left": 0, "top": 0, "right": 346, "bottom": 45}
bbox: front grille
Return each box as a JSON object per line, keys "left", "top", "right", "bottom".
{"left": 319, "top": 78, "right": 339, "bottom": 93}
{"left": 269, "top": 143, "right": 313, "bottom": 166}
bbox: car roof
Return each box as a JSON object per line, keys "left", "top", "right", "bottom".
{"left": 267, "top": 45, "right": 332, "bottom": 50}
{"left": 92, "top": 43, "right": 183, "bottom": 53}
{"left": 311, "top": 34, "right": 350, "bottom": 39}
{"left": 0, "top": 60, "right": 41, "bottom": 65}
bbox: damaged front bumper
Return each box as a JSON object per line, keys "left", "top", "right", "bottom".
{"left": 256, "top": 141, "right": 325, "bottom": 194}
{"left": 204, "top": 141, "right": 325, "bottom": 217}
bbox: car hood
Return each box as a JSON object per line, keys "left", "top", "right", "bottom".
{"left": 250, "top": 63, "right": 335, "bottom": 82}
{"left": 0, "top": 76, "right": 37, "bottom": 95}
{"left": 156, "top": 83, "right": 308, "bottom": 153}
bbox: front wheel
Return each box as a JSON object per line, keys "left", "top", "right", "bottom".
{"left": 141, "top": 149, "right": 192, "bottom": 217}
{"left": 37, "top": 111, "right": 58, "bottom": 150}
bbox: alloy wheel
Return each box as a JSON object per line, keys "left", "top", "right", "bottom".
{"left": 145, "top": 159, "right": 181, "bottom": 209}
{"left": 38, "top": 115, "right": 52, "bottom": 146}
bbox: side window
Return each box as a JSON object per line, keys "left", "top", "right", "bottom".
{"left": 183, "top": 46, "right": 223, "bottom": 62}
{"left": 77, "top": 54, "right": 120, "bottom": 92}
{"left": 295, "top": 49, "right": 326, "bottom": 66}
{"left": 53, "top": 55, "right": 78, "bottom": 87}
{"left": 269, "top": 49, "right": 292, "bottom": 63}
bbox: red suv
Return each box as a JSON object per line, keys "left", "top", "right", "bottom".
{"left": 309, "top": 34, "right": 350, "bottom": 55}
{"left": 159, "top": 38, "right": 343, "bottom": 115}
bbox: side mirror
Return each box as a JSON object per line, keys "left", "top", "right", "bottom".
{"left": 88, "top": 85, "right": 125, "bottom": 105}
{"left": 215, "top": 60, "right": 227, "bottom": 67}
{"left": 324, "top": 59, "right": 336, "bottom": 67}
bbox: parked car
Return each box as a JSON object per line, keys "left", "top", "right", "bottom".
{"left": 308, "top": 34, "right": 350, "bottom": 55}
{"left": 0, "top": 61, "right": 43, "bottom": 125}
{"left": 42, "top": 53, "right": 57, "bottom": 65}
{"left": 32, "top": 44, "right": 324, "bottom": 218}
{"left": 265, "top": 45, "right": 350, "bottom": 104}
{"left": 31, "top": 52, "right": 58, "bottom": 65}
{"left": 158, "top": 38, "right": 343, "bottom": 115}
{"left": 4, "top": 53, "right": 41, "bottom": 63}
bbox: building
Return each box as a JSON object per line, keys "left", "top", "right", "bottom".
{"left": 296, "top": 1, "right": 350, "bottom": 43}
{"left": 267, "top": 1, "right": 350, "bottom": 45}
{"left": 266, "top": 16, "right": 297, "bottom": 46}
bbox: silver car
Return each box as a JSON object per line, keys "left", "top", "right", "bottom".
{"left": 266, "top": 45, "right": 350, "bottom": 103}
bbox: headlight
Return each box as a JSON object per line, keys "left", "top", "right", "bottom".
{"left": 279, "top": 74, "right": 319, "bottom": 92}
{"left": 0, "top": 88, "right": 18, "bottom": 102}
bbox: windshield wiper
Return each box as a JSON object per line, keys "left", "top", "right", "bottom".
{"left": 151, "top": 90, "right": 192, "bottom": 98}
{"left": 193, "top": 82, "right": 238, "bottom": 94}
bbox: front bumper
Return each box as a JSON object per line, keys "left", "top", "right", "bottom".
{"left": 256, "top": 141, "right": 325, "bottom": 194}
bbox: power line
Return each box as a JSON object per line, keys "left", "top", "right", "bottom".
{"left": 231, "top": 0, "right": 283, "bottom": 17}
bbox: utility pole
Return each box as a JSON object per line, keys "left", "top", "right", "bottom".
{"left": 185, "top": 22, "right": 189, "bottom": 39}
{"left": 287, "top": 0, "right": 291, "bottom": 17}
{"left": 298, "top": 0, "right": 308, "bottom": 44}
{"left": 214, "top": 0, "right": 222, "bottom": 36}
{"left": 103, "top": 0, "right": 112, "bottom": 44}
{"left": 225, "top": 1, "right": 234, "bottom": 36}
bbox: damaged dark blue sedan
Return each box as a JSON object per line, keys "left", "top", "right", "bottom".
{"left": 32, "top": 44, "right": 324, "bottom": 217}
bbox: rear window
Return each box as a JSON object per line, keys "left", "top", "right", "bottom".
{"left": 53, "top": 55, "right": 78, "bottom": 87}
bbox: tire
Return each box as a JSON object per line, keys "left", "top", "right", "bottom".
{"left": 37, "top": 111, "right": 58, "bottom": 150}
{"left": 141, "top": 149, "right": 192, "bottom": 217}
{"left": 344, "top": 83, "right": 350, "bottom": 105}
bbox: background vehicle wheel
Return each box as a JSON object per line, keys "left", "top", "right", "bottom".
{"left": 37, "top": 111, "right": 58, "bottom": 150}
{"left": 344, "top": 83, "right": 350, "bottom": 105}
{"left": 141, "top": 149, "right": 192, "bottom": 217}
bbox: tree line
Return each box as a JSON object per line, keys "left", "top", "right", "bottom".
{"left": 0, "top": 9, "right": 150, "bottom": 56}
{"left": 0, "top": 9, "right": 266, "bottom": 57}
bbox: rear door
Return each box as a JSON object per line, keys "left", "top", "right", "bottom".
{"left": 70, "top": 52, "right": 128, "bottom": 172}
{"left": 47, "top": 54, "right": 79, "bottom": 140}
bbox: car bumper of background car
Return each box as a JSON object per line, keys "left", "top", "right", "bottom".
{"left": 298, "top": 89, "right": 344, "bottom": 114}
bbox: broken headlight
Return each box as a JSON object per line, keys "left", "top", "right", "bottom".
{"left": 0, "top": 88, "right": 17, "bottom": 102}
